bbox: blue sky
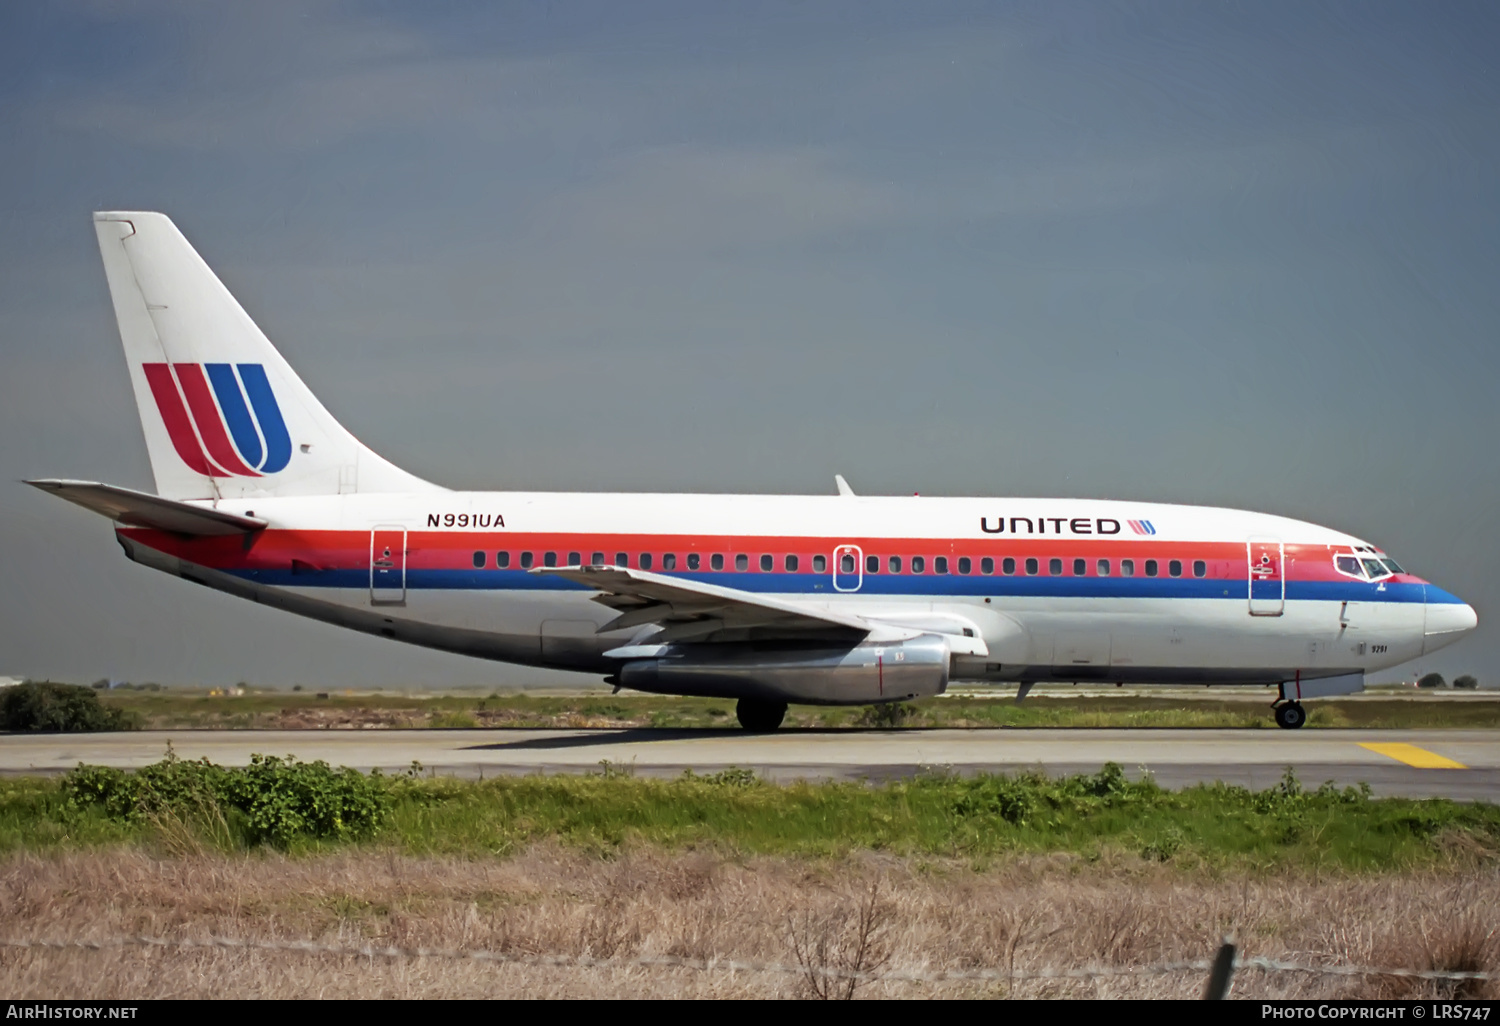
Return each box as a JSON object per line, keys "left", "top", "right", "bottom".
{"left": 1, "top": 1, "right": 1497, "bottom": 688}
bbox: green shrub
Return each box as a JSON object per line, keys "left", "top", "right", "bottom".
{"left": 1453, "top": 675, "right": 1479, "bottom": 690}
{"left": 62, "top": 751, "right": 392, "bottom": 847}
{"left": 1, "top": 682, "right": 133, "bottom": 732}
{"left": 1418, "top": 672, "right": 1447, "bottom": 689}
{"left": 857, "top": 702, "right": 918, "bottom": 728}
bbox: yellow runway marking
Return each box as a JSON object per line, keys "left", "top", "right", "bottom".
{"left": 1358, "top": 742, "right": 1467, "bottom": 769}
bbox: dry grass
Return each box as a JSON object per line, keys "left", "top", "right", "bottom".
{"left": 1, "top": 848, "right": 1495, "bottom": 999}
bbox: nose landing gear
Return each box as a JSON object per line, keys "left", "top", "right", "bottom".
{"left": 1273, "top": 702, "right": 1306, "bottom": 730}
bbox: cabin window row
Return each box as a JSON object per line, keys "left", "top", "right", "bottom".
{"left": 472, "top": 551, "right": 826, "bottom": 572}
{"left": 470, "top": 550, "right": 1209, "bottom": 578}
{"left": 856, "top": 555, "right": 1207, "bottom": 578}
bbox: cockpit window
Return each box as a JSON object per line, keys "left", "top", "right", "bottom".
{"left": 1381, "top": 558, "right": 1404, "bottom": 575}
{"left": 1335, "top": 555, "right": 1364, "bottom": 578}
{"left": 1361, "top": 558, "right": 1391, "bottom": 579}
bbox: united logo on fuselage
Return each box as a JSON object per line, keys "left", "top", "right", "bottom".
{"left": 143, "top": 362, "right": 291, "bottom": 478}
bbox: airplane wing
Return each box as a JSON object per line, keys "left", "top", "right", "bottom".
{"left": 533, "top": 564, "right": 875, "bottom": 644}
{"left": 25, "top": 479, "right": 267, "bottom": 537}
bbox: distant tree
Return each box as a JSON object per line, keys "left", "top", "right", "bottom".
{"left": 1417, "top": 672, "right": 1447, "bottom": 689}
{"left": 0, "top": 682, "right": 133, "bottom": 732}
{"left": 292, "top": 684, "right": 303, "bottom": 692}
{"left": 1453, "top": 675, "right": 1479, "bottom": 690}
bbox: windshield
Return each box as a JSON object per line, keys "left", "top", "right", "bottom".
{"left": 1381, "top": 558, "right": 1404, "bottom": 575}
{"left": 1336, "top": 555, "right": 1364, "bottom": 578}
{"left": 1361, "top": 558, "right": 1391, "bottom": 579}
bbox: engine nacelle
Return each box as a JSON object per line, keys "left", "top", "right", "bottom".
{"left": 618, "top": 634, "right": 951, "bottom": 705}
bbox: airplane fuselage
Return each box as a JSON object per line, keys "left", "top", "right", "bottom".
{"left": 113, "top": 490, "right": 1475, "bottom": 701}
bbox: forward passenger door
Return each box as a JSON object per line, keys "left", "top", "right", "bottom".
{"left": 1247, "top": 537, "right": 1284, "bottom": 616}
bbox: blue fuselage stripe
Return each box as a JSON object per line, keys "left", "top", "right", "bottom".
{"left": 223, "top": 567, "right": 1435, "bottom": 604}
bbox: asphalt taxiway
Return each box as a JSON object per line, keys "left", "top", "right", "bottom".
{"left": 1, "top": 728, "right": 1496, "bottom": 799}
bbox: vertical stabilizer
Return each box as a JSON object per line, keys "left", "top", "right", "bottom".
{"left": 93, "top": 211, "right": 440, "bottom": 500}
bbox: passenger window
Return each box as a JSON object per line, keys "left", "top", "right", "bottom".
{"left": 840, "top": 553, "right": 855, "bottom": 574}
{"left": 688, "top": 553, "right": 701, "bottom": 570}
{"left": 711, "top": 554, "right": 725, "bottom": 571}
{"left": 520, "top": 551, "right": 534, "bottom": 569}
{"left": 912, "top": 556, "right": 926, "bottom": 574}
{"left": 1096, "top": 559, "right": 1109, "bottom": 576}
{"left": 1193, "top": 560, "right": 1206, "bottom": 578}
{"left": 736, "top": 554, "right": 748, "bottom": 571}
{"left": 760, "top": 554, "right": 773, "bottom": 572}
{"left": 1145, "top": 559, "right": 1158, "bottom": 577}
{"left": 568, "top": 552, "right": 581, "bottom": 567}
{"left": 981, "top": 556, "right": 994, "bottom": 575}
{"left": 935, "top": 556, "right": 949, "bottom": 574}
{"left": 1003, "top": 557, "right": 1016, "bottom": 575}
{"left": 1169, "top": 559, "right": 1182, "bottom": 578}
{"left": 866, "top": 555, "right": 879, "bottom": 574}
{"left": 662, "top": 553, "right": 676, "bottom": 570}
{"left": 1025, "top": 557, "right": 1038, "bottom": 576}
{"left": 1361, "top": 558, "right": 1389, "bottom": 578}
{"left": 497, "top": 551, "right": 510, "bottom": 569}
{"left": 1073, "top": 558, "right": 1086, "bottom": 576}
{"left": 615, "top": 552, "right": 628, "bottom": 567}
{"left": 1049, "top": 557, "right": 1062, "bottom": 576}
{"left": 1121, "top": 559, "right": 1134, "bottom": 577}
{"left": 544, "top": 551, "right": 558, "bottom": 568}
{"left": 591, "top": 552, "right": 604, "bottom": 567}
{"left": 889, "top": 555, "right": 902, "bottom": 574}
{"left": 813, "top": 554, "right": 826, "bottom": 573}
{"left": 472, "top": 551, "right": 485, "bottom": 569}
{"left": 958, "top": 556, "right": 971, "bottom": 574}
{"left": 785, "top": 554, "right": 799, "bottom": 572}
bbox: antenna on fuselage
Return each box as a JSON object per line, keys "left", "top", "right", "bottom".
{"left": 834, "top": 474, "right": 856, "bottom": 497}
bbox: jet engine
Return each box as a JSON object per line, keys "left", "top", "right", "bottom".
{"left": 618, "top": 634, "right": 951, "bottom": 705}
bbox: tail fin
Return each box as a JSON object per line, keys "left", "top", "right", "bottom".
{"left": 93, "top": 211, "right": 439, "bottom": 500}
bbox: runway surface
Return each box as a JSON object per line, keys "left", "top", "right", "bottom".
{"left": 2, "top": 728, "right": 1496, "bottom": 798}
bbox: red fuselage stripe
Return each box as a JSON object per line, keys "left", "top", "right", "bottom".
{"left": 120, "top": 529, "right": 1413, "bottom": 585}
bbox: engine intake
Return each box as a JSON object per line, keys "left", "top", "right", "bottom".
{"left": 618, "top": 634, "right": 951, "bottom": 705}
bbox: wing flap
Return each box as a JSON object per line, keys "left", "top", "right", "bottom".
{"left": 26, "top": 479, "right": 267, "bottom": 536}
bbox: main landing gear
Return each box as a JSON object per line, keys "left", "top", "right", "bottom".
{"left": 1273, "top": 702, "right": 1307, "bottom": 730}
{"left": 736, "top": 698, "right": 787, "bottom": 732}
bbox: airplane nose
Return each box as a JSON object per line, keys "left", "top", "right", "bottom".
{"left": 1423, "top": 586, "right": 1478, "bottom": 655}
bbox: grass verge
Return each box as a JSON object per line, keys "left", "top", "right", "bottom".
{"left": 1, "top": 755, "right": 1496, "bottom": 873}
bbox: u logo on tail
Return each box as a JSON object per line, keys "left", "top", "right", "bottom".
{"left": 143, "top": 362, "right": 291, "bottom": 478}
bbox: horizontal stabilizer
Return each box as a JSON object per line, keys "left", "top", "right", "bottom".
{"left": 25, "top": 479, "right": 267, "bottom": 536}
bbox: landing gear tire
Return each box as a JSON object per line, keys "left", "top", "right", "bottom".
{"left": 736, "top": 699, "right": 787, "bottom": 732}
{"left": 1274, "top": 702, "right": 1306, "bottom": 730}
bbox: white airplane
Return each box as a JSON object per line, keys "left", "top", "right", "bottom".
{"left": 29, "top": 212, "right": 1479, "bottom": 731}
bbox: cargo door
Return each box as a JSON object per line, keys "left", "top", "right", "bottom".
{"left": 1248, "top": 536, "right": 1284, "bottom": 616}
{"left": 370, "top": 527, "right": 407, "bottom": 606}
{"left": 833, "top": 544, "right": 863, "bottom": 592}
